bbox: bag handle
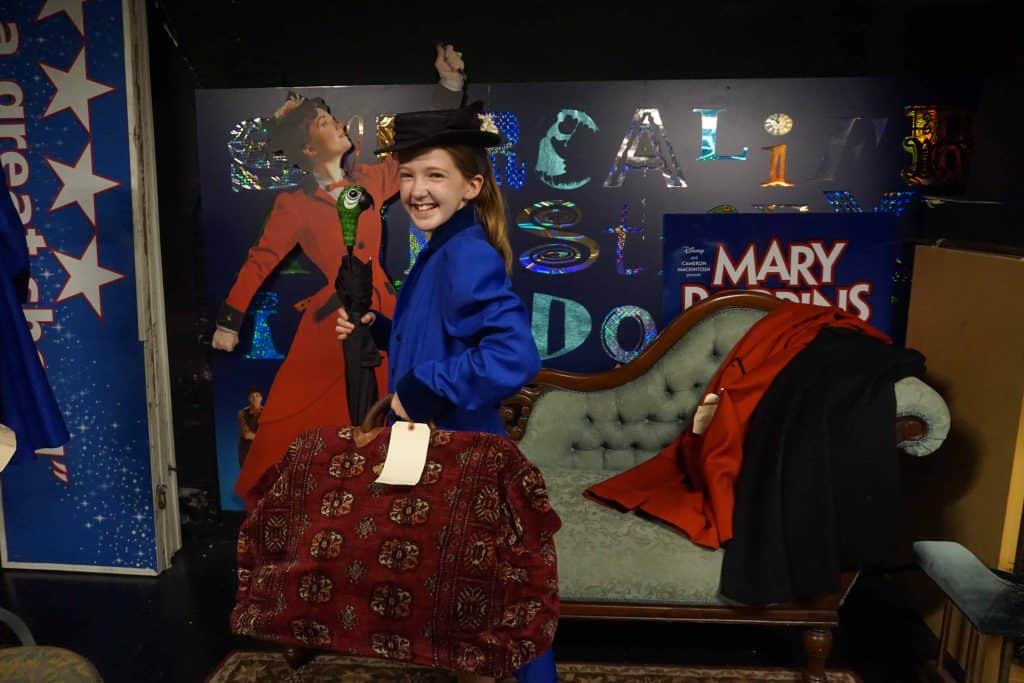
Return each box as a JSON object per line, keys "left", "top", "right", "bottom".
{"left": 352, "top": 394, "right": 436, "bottom": 446}
{"left": 361, "top": 393, "right": 394, "bottom": 431}
{"left": 352, "top": 394, "right": 393, "bottom": 447}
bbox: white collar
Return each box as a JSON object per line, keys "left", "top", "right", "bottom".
{"left": 310, "top": 169, "right": 346, "bottom": 188}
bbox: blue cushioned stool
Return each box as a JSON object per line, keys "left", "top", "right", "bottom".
{"left": 914, "top": 541, "right": 1024, "bottom": 682}
{"left": 0, "top": 607, "right": 104, "bottom": 682}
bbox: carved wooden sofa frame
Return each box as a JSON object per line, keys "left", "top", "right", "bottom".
{"left": 499, "top": 291, "right": 949, "bottom": 682}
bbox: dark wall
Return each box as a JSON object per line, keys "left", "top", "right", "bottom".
{"left": 147, "top": 0, "right": 1019, "bottom": 507}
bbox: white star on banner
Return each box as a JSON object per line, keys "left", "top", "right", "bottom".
{"left": 46, "top": 142, "right": 120, "bottom": 226}
{"left": 39, "top": 47, "right": 114, "bottom": 132}
{"left": 36, "top": 0, "right": 87, "bottom": 36}
{"left": 52, "top": 236, "right": 125, "bottom": 318}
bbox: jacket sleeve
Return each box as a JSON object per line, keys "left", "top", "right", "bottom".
{"left": 237, "top": 409, "right": 252, "bottom": 438}
{"left": 0, "top": 168, "right": 30, "bottom": 303}
{"left": 217, "top": 193, "right": 303, "bottom": 332}
{"left": 396, "top": 239, "right": 540, "bottom": 423}
{"left": 432, "top": 80, "right": 465, "bottom": 109}
{"left": 369, "top": 310, "right": 392, "bottom": 352}
{"left": 354, "top": 157, "right": 400, "bottom": 207}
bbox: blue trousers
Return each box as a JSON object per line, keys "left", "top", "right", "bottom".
{"left": 514, "top": 647, "right": 556, "bottom": 682}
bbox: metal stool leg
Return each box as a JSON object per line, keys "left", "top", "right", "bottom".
{"left": 0, "top": 607, "right": 36, "bottom": 646}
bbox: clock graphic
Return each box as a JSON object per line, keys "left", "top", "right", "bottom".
{"left": 764, "top": 113, "right": 793, "bottom": 136}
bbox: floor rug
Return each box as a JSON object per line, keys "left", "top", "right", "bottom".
{"left": 207, "top": 651, "right": 860, "bottom": 682}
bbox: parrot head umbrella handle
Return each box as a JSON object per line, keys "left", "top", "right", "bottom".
{"left": 336, "top": 185, "right": 375, "bottom": 256}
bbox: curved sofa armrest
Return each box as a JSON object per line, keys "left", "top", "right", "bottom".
{"left": 895, "top": 377, "right": 951, "bottom": 457}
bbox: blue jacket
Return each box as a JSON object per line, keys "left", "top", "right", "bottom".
{"left": 371, "top": 205, "right": 539, "bottom": 435}
{"left": 371, "top": 207, "right": 557, "bottom": 683}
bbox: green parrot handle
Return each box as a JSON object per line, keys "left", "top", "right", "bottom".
{"left": 336, "top": 185, "right": 375, "bottom": 256}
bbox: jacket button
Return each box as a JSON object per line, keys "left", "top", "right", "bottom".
{"left": 396, "top": 333, "right": 403, "bottom": 342}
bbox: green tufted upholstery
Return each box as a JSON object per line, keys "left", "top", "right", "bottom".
{"left": 519, "top": 308, "right": 766, "bottom": 474}
{"left": 515, "top": 305, "right": 951, "bottom": 606}
{"left": 544, "top": 468, "right": 727, "bottom": 605}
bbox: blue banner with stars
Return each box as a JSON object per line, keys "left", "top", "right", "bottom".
{"left": 0, "top": 0, "right": 157, "bottom": 572}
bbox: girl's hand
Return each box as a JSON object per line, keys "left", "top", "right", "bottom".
{"left": 391, "top": 393, "right": 410, "bottom": 421}
{"left": 336, "top": 308, "right": 375, "bottom": 341}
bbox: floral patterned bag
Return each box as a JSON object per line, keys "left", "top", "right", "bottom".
{"left": 230, "top": 397, "right": 561, "bottom": 678}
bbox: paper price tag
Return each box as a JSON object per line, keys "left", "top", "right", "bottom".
{"left": 691, "top": 393, "right": 720, "bottom": 435}
{"left": 375, "top": 422, "right": 431, "bottom": 486}
{"left": 0, "top": 423, "right": 16, "bottom": 472}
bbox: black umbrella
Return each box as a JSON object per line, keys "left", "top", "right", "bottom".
{"left": 327, "top": 185, "right": 380, "bottom": 425}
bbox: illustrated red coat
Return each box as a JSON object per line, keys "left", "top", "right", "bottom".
{"left": 222, "top": 160, "right": 399, "bottom": 501}
{"left": 584, "top": 302, "right": 889, "bottom": 549}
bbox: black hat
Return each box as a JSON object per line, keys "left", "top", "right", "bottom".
{"left": 375, "top": 100, "right": 502, "bottom": 155}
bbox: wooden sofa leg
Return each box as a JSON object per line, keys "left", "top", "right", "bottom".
{"left": 802, "top": 627, "right": 833, "bottom": 683}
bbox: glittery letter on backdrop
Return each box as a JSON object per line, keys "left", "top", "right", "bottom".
{"left": 346, "top": 114, "right": 364, "bottom": 162}
{"left": 228, "top": 117, "right": 304, "bottom": 191}
{"left": 487, "top": 112, "right": 526, "bottom": 190}
{"left": 760, "top": 144, "right": 794, "bottom": 187}
{"left": 531, "top": 293, "right": 593, "bottom": 361}
{"left": 823, "top": 190, "right": 915, "bottom": 215}
{"left": 604, "top": 203, "right": 645, "bottom": 276}
{"left": 693, "top": 108, "right": 749, "bottom": 161}
{"left": 872, "top": 117, "right": 888, "bottom": 147}
{"left": 752, "top": 203, "right": 809, "bottom": 213}
{"left": 901, "top": 105, "right": 972, "bottom": 190}
{"left": 516, "top": 200, "right": 599, "bottom": 275}
{"left": 874, "top": 191, "right": 915, "bottom": 216}
{"left": 536, "top": 109, "right": 599, "bottom": 190}
{"left": 406, "top": 226, "right": 428, "bottom": 276}
{"left": 375, "top": 114, "right": 395, "bottom": 159}
{"left": 810, "top": 117, "right": 861, "bottom": 182}
{"left": 601, "top": 306, "right": 657, "bottom": 364}
{"left": 244, "top": 292, "right": 285, "bottom": 360}
{"left": 823, "top": 191, "right": 863, "bottom": 213}
{"left": 604, "top": 109, "right": 686, "bottom": 189}
{"left": 707, "top": 204, "right": 738, "bottom": 214}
